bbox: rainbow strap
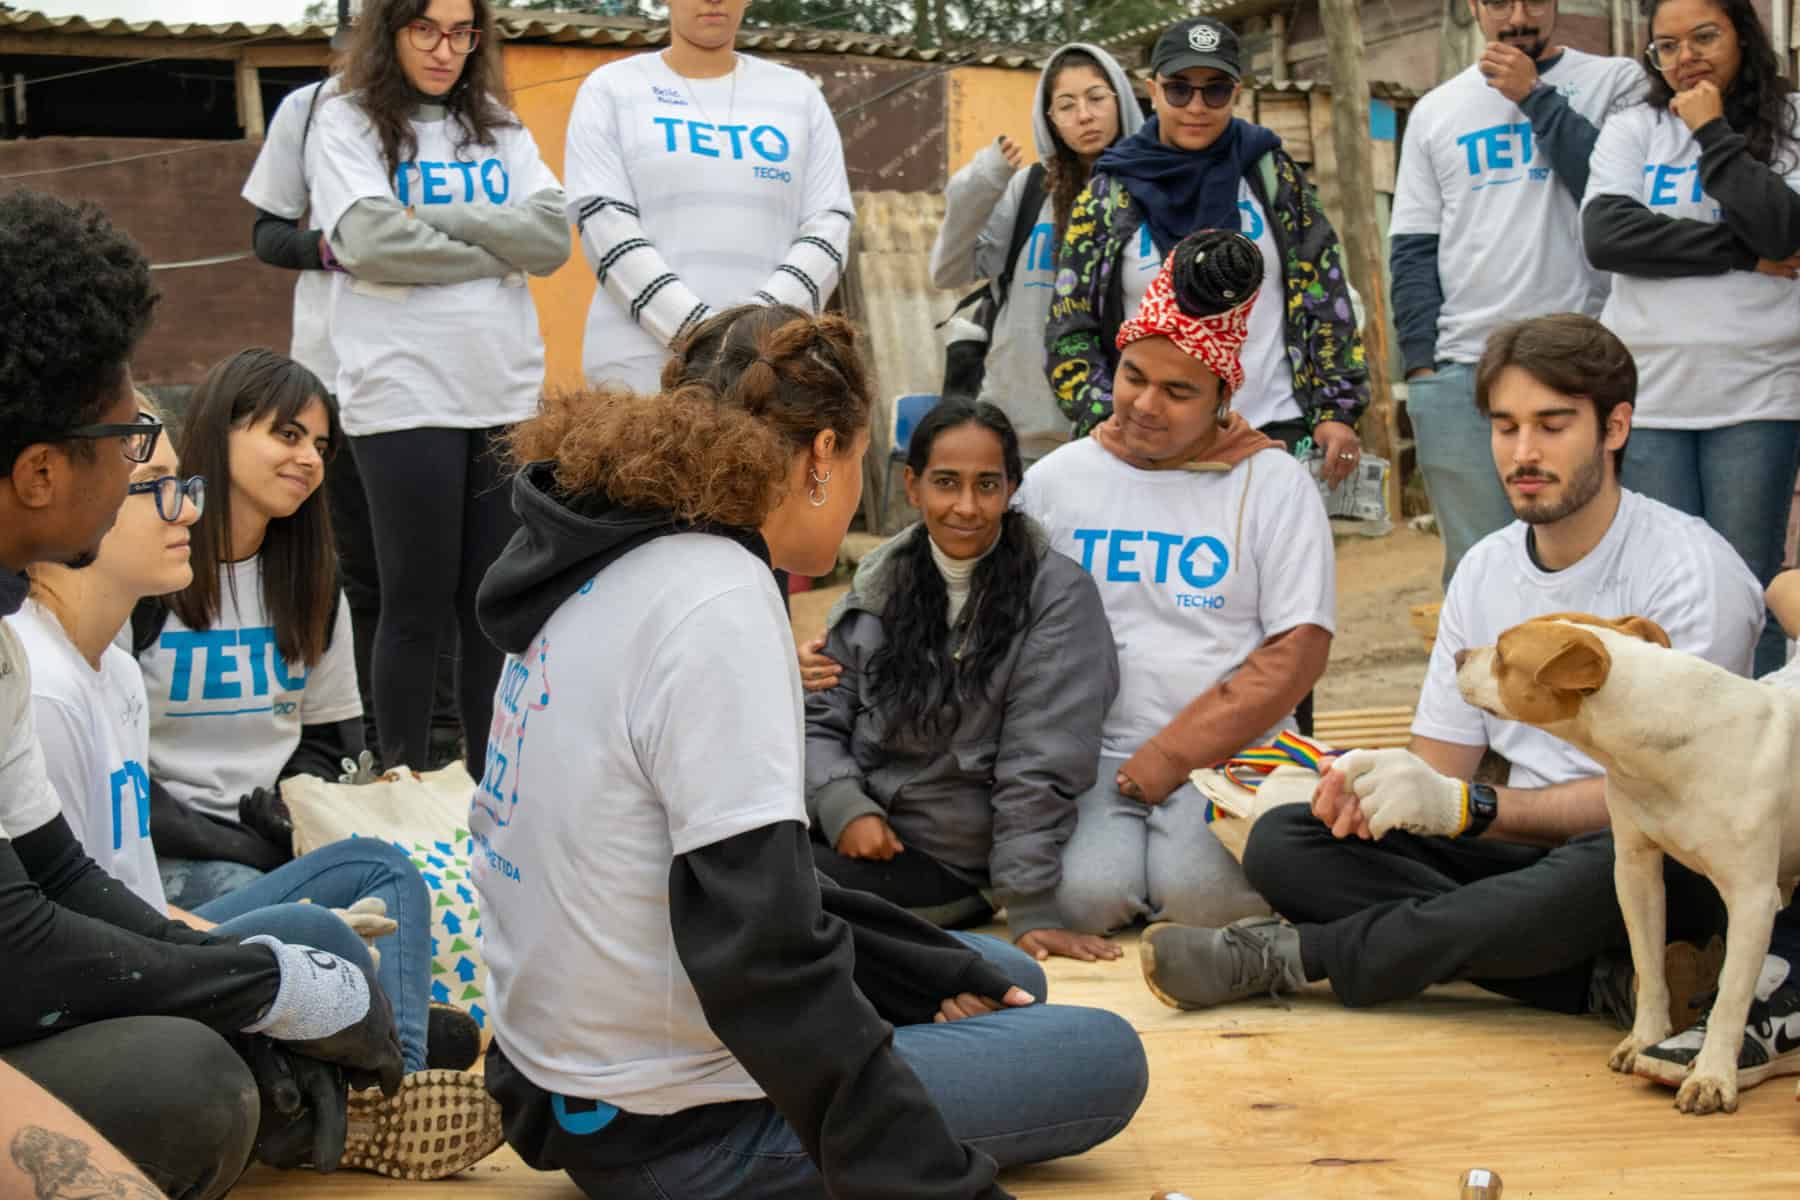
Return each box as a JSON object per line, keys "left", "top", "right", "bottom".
{"left": 1204, "top": 731, "right": 1336, "bottom": 823}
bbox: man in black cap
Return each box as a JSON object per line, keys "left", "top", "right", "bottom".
{"left": 1045, "top": 15, "right": 1368, "bottom": 495}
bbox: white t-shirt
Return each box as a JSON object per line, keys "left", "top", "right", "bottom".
{"left": 9, "top": 602, "right": 165, "bottom": 912}
{"left": 0, "top": 601, "right": 61, "bottom": 844}
{"left": 473, "top": 534, "right": 807, "bottom": 1111}
{"left": 1391, "top": 51, "right": 1643, "bottom": 365}
{"left": 306, "top": 96, "right": 561, "bottom": 435}
{"left": 1015, "top": 438, "right": 1335, "bottom": 756}
{"left": 241, "top": 79, "right": 339, "bottom": 386}
{"left": 1118, "top": 186, "right": 1301, "bottom": 430}
{"left": 566, "top": 53, "right": 852, "bottom": 391}
{"left": 138, "top": 558, "right": 362, "bottom": 822}
{"left": 1584, "top": 100, "right": 1800, "bottom": 428}
{"left": 1414, "top": 489, "right": 1763, "bottom": 788}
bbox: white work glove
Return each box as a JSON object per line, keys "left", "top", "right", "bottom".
{"left": 239, "top": 935, "right": 403, "bottom": 1095}
{"left": 297, "top": 896, "right": 398, "bottom": 970}
{"left": 337, "top": 750, "right": 379, "bottom": 785}
{"left": 1334, "top": 748, "right": 1471, "bottom": 839}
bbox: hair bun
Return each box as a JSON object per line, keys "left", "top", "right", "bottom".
{"left": 1168, "top": 229, "right": 1263, "bottom": 318}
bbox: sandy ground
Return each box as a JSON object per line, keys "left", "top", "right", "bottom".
{"left": 789, "top": 525, "right": 1446, "bottom": 713}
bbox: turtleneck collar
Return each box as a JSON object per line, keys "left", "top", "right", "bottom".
{"left": 928, "top": 530, "right": 998, "bottom": 626}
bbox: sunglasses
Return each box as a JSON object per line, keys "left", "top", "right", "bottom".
{"left": 127, "top": 474, "right": 206, "bottom": 523}
{"left": 58, "top": 412, "right": 163, "bottom": 464}
{"left": 1160, "top": 78, "right": 1237, "bottom": 110}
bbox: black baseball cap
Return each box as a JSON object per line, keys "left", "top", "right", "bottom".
{"left": 1152, "top": 17, "right": 1242, "bottom": 80}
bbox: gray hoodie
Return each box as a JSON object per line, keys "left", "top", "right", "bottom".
{"left": 928, "top": 45, "right": 1143, "bottom": 460}
{"left": 804, "top": 518, "right": 1119, "bottom": 936}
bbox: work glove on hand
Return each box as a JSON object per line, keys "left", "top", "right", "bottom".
{"left": 1333, "top": 748, "right": 1472, "bottom": 840}
{"left": 240, "top": 935, "right": 404, "bottom": 1096}
{"left": 296, "top": 896, "right": 399, "bottom": 971}
{"left": 235, "top": 1036, "right": 351, "bottom": 1171}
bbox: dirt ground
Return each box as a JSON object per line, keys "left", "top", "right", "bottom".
{"left": 789, "top": 525, "right": 1447, "bottom": 713}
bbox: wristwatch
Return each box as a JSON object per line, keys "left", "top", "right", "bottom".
{"left": 1460, "top": 782, "right": 1498, "bottom": 839}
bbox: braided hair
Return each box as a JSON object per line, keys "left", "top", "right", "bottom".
{"left": 1168, "top": 228, "right": 1264, "bottom": 317}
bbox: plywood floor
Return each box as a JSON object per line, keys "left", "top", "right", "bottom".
{"left": 238, "top": 927, "right": 1800, "bottom": 1200}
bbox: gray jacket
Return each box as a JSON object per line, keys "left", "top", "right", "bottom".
{"left": 927, "top": 43, "right": 1143, "bottom": 459}
{"left": 804, "top": 519, "right": 1119, "bottom": 935}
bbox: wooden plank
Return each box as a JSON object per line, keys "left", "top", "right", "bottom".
{"left": 0, "top": 32, "right": 266, "bottom": 60}
{"left": 1256, "top": 93, "right": 1312, "bottom": 164}
{"left": 243, "top": 45, "right": 334, "bottom": 68}
{"left": 1319, "top": 0, "right": 1402, "bottom": 524}
{"left": 235, "top": 58, "right": 264, "bottom": 141}
{"left": 234, "top": 933, "right": 1800, "bottom": 1200}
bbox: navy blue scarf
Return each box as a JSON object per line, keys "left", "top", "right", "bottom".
{"left": 1095, "top": 116, "right": 1283, "bottom": 258}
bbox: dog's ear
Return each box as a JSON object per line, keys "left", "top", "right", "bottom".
{"left": 1533, "top": 628, "right": 1612, "bottom": 694}
{"left": 1611, "top": 616, "right": 1672, "bottom": 649}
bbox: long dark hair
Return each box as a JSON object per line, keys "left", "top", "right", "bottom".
{"left": 343, "top": 0, "right": 517, "bottom": 176}
{"left": 865, "top": 400, "right": 1039, "bottom": 744}
{"left": 1043, "top": 47, "right": 1122, "bottom": 247}
{"left": 169, "top": 349, "right": 344, "bottom": 669}
{"left": 1642, "top": 0, "right": 1799, "bottom": 170}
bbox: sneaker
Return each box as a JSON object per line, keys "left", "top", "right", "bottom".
{"left": 1139, "top": 916, "right": 1304, "bottom": 1011}
{"left": 426, "top": 1003, "right": 483, "bottom": 1072}
{"left": 1633, "top": 954, "right": 1800, "bottom": 1091}
{"left": 1587, "top": 936, "right": 1726, "bottom": 1034}
{"left": 342, "top": 1069, "right": 504, "bottom": 1180}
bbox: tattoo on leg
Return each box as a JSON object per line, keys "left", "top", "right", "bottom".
{"left": 10, "top": 1128, "right": 162, "bottom": 1200}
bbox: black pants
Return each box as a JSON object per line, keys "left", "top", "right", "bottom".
{"left": 350, "top": 426, "right": 519, "bottom": 778}
{"left": 324, "top": 436, "right": 381, "bottom": 749}
{"left": 1256, "top": 418, "right": 1316, "bottom": 737}
{"left": 1243, "top": 806, "right": 1726, "bottom": 1012}
{"left": 809, "top": 841, "right": 992, "bottom": 929}
{"left": 2, "top": 1018, "right": 259, "bottom": 1200}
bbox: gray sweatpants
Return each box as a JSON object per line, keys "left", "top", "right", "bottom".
{"left": 1056, "top": 753, "right": 1271, "bottom": 934}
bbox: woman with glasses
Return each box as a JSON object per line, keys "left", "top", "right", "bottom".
{"left": 304, "top": 0, "right": 569, "bottom": 780}
{"left": 15, "top": 398, "right": 504, "bottom": 1177}
{"left": 1046, "top": 16, "right": 1367, "bottom": 481}
{"left": 1582, "top": 0, "right": 1800, "bottom": 676}
{"left": 928, "top": 44, "right": 1141, "bottom": 467}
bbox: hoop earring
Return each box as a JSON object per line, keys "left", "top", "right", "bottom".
{"left": 808, "top": 464, "right": 831, "bottom": 506}
{"left": 1216, "top": 402, "right": 1231, "bottom": 427}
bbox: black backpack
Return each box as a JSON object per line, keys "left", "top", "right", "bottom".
{"left": 940, "top": 162, "right": 1049, "bottom": 403}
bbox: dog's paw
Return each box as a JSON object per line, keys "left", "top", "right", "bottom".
{"left": 1674, "top": 1071, "right": 1738, "bottom": 1115}
{"left": 1609, "top": 1034, "right": 1654, "bottom": 1074}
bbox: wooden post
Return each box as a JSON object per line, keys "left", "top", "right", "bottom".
{"left": 235, "top": 57, "right": 265, "bottom": 140}
{"left": 1270, "top": 11, "right": 1290, "bottom": 83}
{"left": 1610, "top": 0, "right": 1628, "bottom": 58}
{"left": 1318, "top": 0, "right": 1401, "bottom": 522}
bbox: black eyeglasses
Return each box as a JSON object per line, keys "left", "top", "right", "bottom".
{"left": 127, "top": 474, "right": 205, "bottom": 523}
{"left": 60, "top": 412, "right": 163, "bottom": 464}
{"left": 1160, "top": 78, "right": 1238, "bottom": 110}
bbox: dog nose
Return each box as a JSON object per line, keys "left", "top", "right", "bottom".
{"left": 1454, "top": 649, "right": 1472, "bottom": 670}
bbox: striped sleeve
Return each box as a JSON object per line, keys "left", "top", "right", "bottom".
{"left": 754, "top": 85, "right": 853, "bottom": 314}
{"left": 564, "top": 75, "right": 711, "bottom": 347}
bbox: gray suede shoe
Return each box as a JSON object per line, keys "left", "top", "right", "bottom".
{"left": 1140, "top": 916, "right": 1305, "bottom": 1010}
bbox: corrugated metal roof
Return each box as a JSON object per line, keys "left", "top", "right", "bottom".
{"left": 0, "top": 8, "right": 1045, "bottom": 64}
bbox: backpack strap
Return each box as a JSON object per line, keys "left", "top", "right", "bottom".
{"left": 990, "top": 161, "right": 1049, "bottom": 320}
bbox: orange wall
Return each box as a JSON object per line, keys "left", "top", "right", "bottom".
{"left": 503, "top": 43, "right": 635, "bottom": 390}
{"left": 945, "top": 65, "right": 1044, "bottom": 176}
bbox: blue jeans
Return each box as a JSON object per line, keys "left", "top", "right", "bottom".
{"left": 194, "top": 838, "right": 431, "bottom": 1074}
{"left": 1622, "top": 422, "right": 1800, "bottom": 676}
{"left": 161, "top": 858, "right": 268, "bottom": 910}
{"left": 1408, "top": 363, "right": 1516, "bottom": 588}
{"left": 552, "top": 935, "right": 1147, "bottom": 1199}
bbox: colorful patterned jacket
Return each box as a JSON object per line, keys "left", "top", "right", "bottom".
{"left": 1045, "top": 147, "right": 1369, "bottom": 438}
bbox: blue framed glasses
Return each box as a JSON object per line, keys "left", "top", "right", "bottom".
{"left": 127, "top": 474, "right": 205, "bottom": 523}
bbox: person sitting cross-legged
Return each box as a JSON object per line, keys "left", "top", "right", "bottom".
{"left": 1139, "top": 313, "right": 1752, "bottom": 1028}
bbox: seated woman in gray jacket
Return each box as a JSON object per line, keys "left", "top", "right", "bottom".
{"left": 805, "top": 401, "right": 1122, "bottom": 962}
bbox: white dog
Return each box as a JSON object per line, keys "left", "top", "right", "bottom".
{"left": 1454, "top": 612, "right": 1800, "bottom": 1114}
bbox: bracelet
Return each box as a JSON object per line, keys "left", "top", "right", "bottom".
{"left": 1459, "top": 782, "right": 1498, "bottom": 839}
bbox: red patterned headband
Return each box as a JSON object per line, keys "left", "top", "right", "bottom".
{"left": 1115, "top": 255, "right": 1258, "bottom": 393}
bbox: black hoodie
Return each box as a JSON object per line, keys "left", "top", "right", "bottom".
{"left": 476, "top": 464, "right": 1021, "bottom": 1199}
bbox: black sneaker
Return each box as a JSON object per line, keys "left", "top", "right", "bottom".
{"left": 425, "top": 1003, "right": 482, "bottom": 1072}
{"left": 1634, "top": 954, "right": 1800, "bottom": 1091}
{"left": 1587, "top": 935, "right": 1725, "bottom": 1034}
